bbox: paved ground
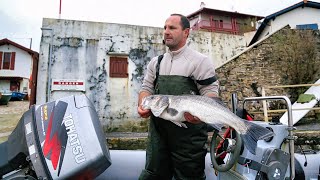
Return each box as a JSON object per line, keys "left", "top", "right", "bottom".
{"left": 0, "top": 100, "right": 29, "bottom": 142}
{"left": 0, "top": 100, "right": 29, "bottom": 114}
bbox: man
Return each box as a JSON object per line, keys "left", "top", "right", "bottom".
{"left": 138, "top": 14, "right": 219, "bottom": 180}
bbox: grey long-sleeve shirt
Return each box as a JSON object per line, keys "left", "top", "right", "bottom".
{"left": 140, "top": 44, "right": 219, "bottom": 96}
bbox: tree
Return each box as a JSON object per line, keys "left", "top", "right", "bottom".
{"left": 272, "top": 29, "right": 319, "bottom": 99}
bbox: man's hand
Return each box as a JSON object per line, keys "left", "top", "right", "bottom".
{"left": 138, "top": 105, "right": 151, "bottom": 118}
{"left": 184, "top": 112, "right": 202, "bottom": 124}
{"left": 138, "top": 91, "right": 152, "bottom": 118}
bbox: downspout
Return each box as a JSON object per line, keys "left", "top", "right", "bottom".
{"left": 40, "top": 27, "right": 54, "bottom": 102}
{"left": 29, "top": 53, "right": 39, "bottom": 108}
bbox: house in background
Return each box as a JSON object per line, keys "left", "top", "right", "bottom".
{"left": 0, "top": 38, "right": 39, "bottom": 104}
{"left": 187, "top": 5, "right": 264, "bottom": 35}
{"left": 249, "top": 0, "right": 320, "bottom": 46}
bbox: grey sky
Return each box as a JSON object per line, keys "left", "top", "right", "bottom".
{"left": 0, "top": 0, "right": 317, "bottom": 51}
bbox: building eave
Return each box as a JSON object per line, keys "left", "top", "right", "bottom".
{"left": 0, "top": 38, "right": 39, "bottom": 56}
{"left": 248, "top": 1, "right": 320, "bottom": 46}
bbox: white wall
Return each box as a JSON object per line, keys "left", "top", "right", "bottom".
{"left": 0, "top": 45, "right": 32, "bottom": 78}
{"left": 0, "top": 80, "right": 10, "bottom": 92}
{"left": 37, "top": 18, "right": 247, "bottom": 128}
{"left": 0, "top": 44, "right": 33, "bottom": 92}
{"left": 258, "top": 7, "right": 320, "bottom": 40}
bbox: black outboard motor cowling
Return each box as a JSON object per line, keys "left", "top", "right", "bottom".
{"left": 0, "top": 95, "right": 111, "bottom": 179}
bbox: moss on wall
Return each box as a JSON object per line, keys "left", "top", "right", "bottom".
{"left": 104, "top": 119, "right": 149, "bottom": 133}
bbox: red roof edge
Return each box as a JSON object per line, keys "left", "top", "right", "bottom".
{"left": 0, "top": 38, "right": 38, "bottom": 55}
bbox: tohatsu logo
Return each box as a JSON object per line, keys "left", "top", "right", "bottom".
{"left": 43, "top": 101, "right": 68, "bottom": 176}
{"left": 42, "top": 101, "right": 86, "bottom": 177}
{"left": 63, "top": 114, "right": 86, "bottom": 164}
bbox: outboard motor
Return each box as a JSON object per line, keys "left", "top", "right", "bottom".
{"left": 0, "top": 95, "right": 111, "bottom": 179}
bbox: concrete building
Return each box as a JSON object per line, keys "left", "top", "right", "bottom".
{"left": 37, "top": 18, "right": 247, "bottom": 129}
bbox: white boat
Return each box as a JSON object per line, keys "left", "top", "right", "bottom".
{"left": 280, "top": 79, "right": 320, "bottom": 125}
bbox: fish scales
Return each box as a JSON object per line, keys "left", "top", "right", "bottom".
{"left": 142, "top": 95, "right": 274, "bottom": 154}
{"left": 166, "top": 95, "right": 249, "bottom": 133}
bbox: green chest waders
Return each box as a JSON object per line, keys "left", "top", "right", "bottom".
{"left": 139, "top": 75, "right": 208, "bottom": 180}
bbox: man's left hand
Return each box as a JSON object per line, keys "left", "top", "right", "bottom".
{"left": 184, "top": 112, "right": 202, "bottom": 124}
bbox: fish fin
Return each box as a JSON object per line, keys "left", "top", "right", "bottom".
{"left": 207, "top": 123, "right": 224, "bottom": 131}
{"left": 181, "top": 123, "right": 188, "bottom": 128}
{"left": 171, "top": 121, "right": 188, "bottom": 128}
{"left": 151, "top": 96, "right": 169, "bottom": 117}
{"left": 240, "top": 121, "right": 274, "bottom": 155}
{"left": 166, "top": 108, "right": 179, "bottom": 116}
{"left": 152, "top": 109, "right": 164, "bottom": 117}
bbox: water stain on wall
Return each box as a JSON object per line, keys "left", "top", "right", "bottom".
{"left": 57, "top": 37, "right": 84, "bottom": 47}
{"left": 129, "top": 48, "right": 151, "bottom": 83}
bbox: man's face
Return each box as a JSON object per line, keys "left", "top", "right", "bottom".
{"left": 163, "top": 15, "right": 189, "bottom": 51}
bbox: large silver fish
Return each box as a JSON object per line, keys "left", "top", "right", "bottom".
{"left": 141, "top": 95, "right": 274, "bottom": 155}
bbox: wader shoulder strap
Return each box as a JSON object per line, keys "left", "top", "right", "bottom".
{"left": 153, "top": 54, "right": 164, "bottom": 87}
{"left": 196, "top": 76, "right": 218, "bottom": 85}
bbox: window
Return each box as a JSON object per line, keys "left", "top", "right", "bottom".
{"left": 0, "top": 51, "right": 16, "bottom": 70}
{"left": 213, "top": 20, "right": 223, "bottom": 29}
{"left": 296, "top": 23, "right": 318, "bottom": 30}
{"left": 109, "top": 57, "right": 128, "bottom": 78}
{"left": 219, "top": 20, "right": 223, "bottom": 28}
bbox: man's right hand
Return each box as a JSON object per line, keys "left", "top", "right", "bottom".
{"left": 137, "top": 91, "right": 152, "bottom": 118}
{"left": 138, "top": 105, "right": 151, "bottom": 118}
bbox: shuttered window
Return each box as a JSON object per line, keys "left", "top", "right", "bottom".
{"left": 0, "top": 52, "right": 16, "bottom": 70}
{"left": 109, "top": 57, "right": 128, "bottom": 78}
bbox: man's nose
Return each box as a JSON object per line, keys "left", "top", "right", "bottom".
{"left": 164, "top": 28, "right": 170, "bottom": 34}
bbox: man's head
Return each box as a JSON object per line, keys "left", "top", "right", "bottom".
{"left": 163, "top": 14, "right": 190, "bottom": 51}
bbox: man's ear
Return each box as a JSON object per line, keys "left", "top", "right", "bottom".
{"left": 184, "top": 28, "right": 190, "bottom": 38}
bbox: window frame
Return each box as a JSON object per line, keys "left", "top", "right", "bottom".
{"left": 109, "top": 56, "right": 128, "bottom": 78}
{"left": 0, "top": 51, "right": 16, "bottom": 70}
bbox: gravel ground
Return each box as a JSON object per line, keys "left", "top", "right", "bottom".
{"left": 0, "top": 100, "right": 30, "bottom": 114}
{"left": 0, "top": 101, "right": 30, "bottom": 142}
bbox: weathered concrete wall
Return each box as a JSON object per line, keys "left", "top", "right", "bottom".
{"left": 37, "top": 18, "right": 246, "bottom": 131}
{"left": 189, "top": 31, "right": 246, "bottom": 67}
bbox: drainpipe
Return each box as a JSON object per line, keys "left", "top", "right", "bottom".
{"left": 40, "top": 27, "right": 54, "bottom": 102}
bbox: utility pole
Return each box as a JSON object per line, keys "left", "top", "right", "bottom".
{"left": 59, "top": 0, "right": 62, "bottom": 19}
{"left": 29, "top": 38, "right": 32, "bottom": 49}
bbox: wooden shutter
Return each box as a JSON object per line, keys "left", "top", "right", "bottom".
{"left": 0, "top": 51, "right": 2, "bottom": 70}
{"left": 3, "top": 52, "right": 11, "bottom": 69}
{"left": 110, "top": 57, "right": 128, "bottom": 78}
{"left": 10, "top": 52, "right": 16, "bottom": 70}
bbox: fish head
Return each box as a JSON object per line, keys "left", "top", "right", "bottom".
{"left": 142, "top": 95, "right": 169, "bottom": 117}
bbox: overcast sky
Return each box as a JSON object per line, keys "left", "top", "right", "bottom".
{"left": 0, "top": 0, "right": 317, "bottom": 51}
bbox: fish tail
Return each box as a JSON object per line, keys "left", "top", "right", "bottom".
{"left": 240, "top": 121, "right": 274, "bottom": 155}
